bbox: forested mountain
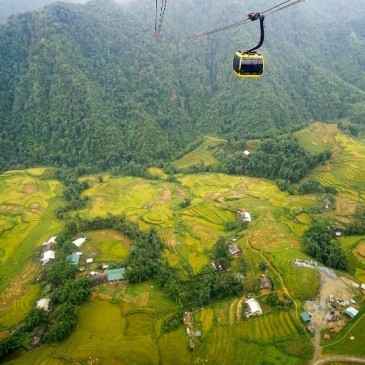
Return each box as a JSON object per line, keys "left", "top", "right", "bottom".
{"left": 0, "top": 0, "right": 364, "bottom": 173}
{"left": 0, "top": 0, "right": 132, "bottom": 21}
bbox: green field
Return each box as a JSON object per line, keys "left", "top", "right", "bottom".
{"left": 173, "top": 136, "right": 223, "bottom": 169}
{"left": 2, "top": 124, "right": 365, "bottom": 364}
{"left": 0, "top": 169, "right": 63, "bottom": 329}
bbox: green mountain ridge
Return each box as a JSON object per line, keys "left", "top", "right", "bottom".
{"left": 0, "top": 0, "right": 364, "bottom": 173}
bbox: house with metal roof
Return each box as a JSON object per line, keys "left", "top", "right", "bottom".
{"left": 105, "top": 268, "right": 125, "bottom": 281}
{"left": 344, "top": 306, "right": 359, "bottom": 318}
{"left": 300, "top": 312, "right": 311, "bottom": 323}
{"left": 66, "top": 254, "right": 80, "bottom": 265}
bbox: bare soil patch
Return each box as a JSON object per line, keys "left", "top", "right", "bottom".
{"left": 23, "top": 183, "right": 37, "bottom": 194}
{"left": 29, "top": 202, "right": 41, "bottom": 210}
{"left": 336, "top": 198, "right": 358, "bottom": 215}
{"left": 149, "top": 185, "right": 172, "bottom": 205}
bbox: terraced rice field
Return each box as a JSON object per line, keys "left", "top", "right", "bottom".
{"left": 173, "top": 136, "right": 222, "bottom": 169}
{"left": 0, "top": 169, "right": 63, "bottom": 329}
{"left": 295, "top": 123, "right": 339, "bottom": 155}
{"left": 309, "top": 132, "right": 365, "bottom": 199}
{"left": 9, "top": 297, "right": 192, "bottom": 365}
{"left": 197, "top": 311, "right": 309, "bottom": 365}
{"left": 3, "top": 123, "right": 365, "bottom": 364}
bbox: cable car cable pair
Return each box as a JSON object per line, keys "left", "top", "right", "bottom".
{"left": 192, "top": 0, "right": 306, "bottom": 78}
{"left": 154, "top": 0, "right": 167, "bottom": 38}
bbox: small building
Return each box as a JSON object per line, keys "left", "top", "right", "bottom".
{"left": 31, "top": 324, "right": 48, "bottom": 347}
{"left": 42, "top": 241, "right": 56, "bottom": 252}
{"left": 88, "top": 273, "right": 107, "bottom": 287}
{"left": 36, "top": 298, "right": 50, "bottom": 311}
{"left": 331, "top": 225, "right": 344, "bottom": 238}
{"left": 86, "top": 258, "right": 94, "bottom": 264}
{"left": 237, "top": 210, "right": 252, "bottom": 222}
{"left": 72, "top": 237, "right": 86, "bottom": 247}
{"left": 195, "top": 330, "right": 202, "bottom": 337}
{"left": 259, "top": 276, "right": 273, "bottom": 291}
{"left": 41, "top": 250, "right": 55, "bottom": 265}
{"left": 228, "top": 244, "right": 241, "bottom": 256}
{"left": 211, "top": 260, "right": 224, "bottom": 271}
{"left": 243, "top": 150, "right": 250, "bottom": 156}
{"left": 245, "top": 298, "right": 263, "bottom": 316}
{"left": 66, "top": 254, "right": 80, "bottom": 265}
{"left": 300, "top": 312, "right": 312, "bottom": 323}
{"left": 183, "top": 311, "right": 193, "bottom": 325}
{"left": 105, "top": 268, "right": 125, "bottom": 281}
{"left": 360, "top": 283, "right": 365, "bottom": 290}
{"left": 322, "top": 197, "right": 331, "bottom": 209}
{"left": 344, "top": 306, "right": 359, "bottom": 319}
{"left": 36, "top": 270, "right": 47, "bottom": 282}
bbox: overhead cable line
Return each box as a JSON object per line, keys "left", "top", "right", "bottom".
{"left": 192, "top": 0, "right": 306, "bottom": 40}
{"left": 155, "top": 0, "right": 167, "bottom": 38}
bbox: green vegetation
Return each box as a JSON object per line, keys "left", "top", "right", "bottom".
{"left": 302, "top": 222, "right": 348, "bottom": 270}
{"left": 1, "top": 1, "right": 365, "bottom": 174}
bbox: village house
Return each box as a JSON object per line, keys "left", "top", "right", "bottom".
{"left": 211, "top": 260, "right": 224, "bottom": 271}
{"left": 259, "top": 276, "right": 273, "bottom": 291}
{"left": 66, "top": 253, "right": 80, "bottom": 265}
{"left": 321, "top": 196, "right": 331, "bottom": 209}
{"left": 245, "top": 298, "right": 263, "bottom": 317}
{"left": 41, "top": 250, "right": 55, "bottom": 265}
{"left": 36, "top": 298, "right": 50, "bottom": 311}
{"left": 344, "top": 306, "right": 359, "bottom": 319}
{"left": 105, "top": 268, "right": 125, "bottom": 281}
{"left": 87, "top": 273, "right": 107, "bottom": 286}
{"left": 183, "top": 311, "right": 193, "bottom": 325}
{"left": 300, "top": 312, "right": 312, "bottom": 324}
{"left": 228, "top": 244, "right": 241, "bottom": 256}
{"left": 72, "top": 237, "right": 86, "bottom": 247}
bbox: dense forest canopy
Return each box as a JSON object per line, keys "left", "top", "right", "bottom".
{"left": 0, "top": 0, "right": 364, "bottom": 173}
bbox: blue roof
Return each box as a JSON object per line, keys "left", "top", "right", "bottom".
{"left": 300, "top": 312, "right": 311, "bottom": 323}
{"left": 344, "top": 307, "right": 359, "bottom": 318}
{"left": 66, "top": 254, "right": 80, "bottom": 265}
{"left": 105, "top": 268, "right": 125, "bottom": 281}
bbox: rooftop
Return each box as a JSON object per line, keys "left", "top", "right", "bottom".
{"left": 105, "top": 268, "right": 125, "bottom": 281}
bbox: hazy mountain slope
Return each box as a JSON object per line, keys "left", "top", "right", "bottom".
{"left": 0, "top": 0, "right": 364, "bottom": 172}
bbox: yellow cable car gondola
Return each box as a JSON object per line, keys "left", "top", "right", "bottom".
{"left": 233, "top": 13, "right": 265, "bottom": 78}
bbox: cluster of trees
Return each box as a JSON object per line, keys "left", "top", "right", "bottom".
{"left": 0, "top": 308, "right": 48, "bottom": 360}
{"left": 302, "top": 222, "right": 348, "bottom": 270}
{"left": 344, "top": 204, "right": 365, "bottom": 235}
{"left": 298, "top": 178, "right": 337, "bottom": 195}
{"left": 155, "top": 237, "right": 245, "bottom": 327}
{"left": 222, "top": 137, "right": 331, "bottom": 183}
{"left": 125, "top": 228, "right": 164, "bottom": 283}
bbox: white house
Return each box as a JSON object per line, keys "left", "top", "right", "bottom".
{"left": 245, "top": 298, "right": 262, "bottom": 316}
{"left": 86, "top": 258, "right": 93, "bottom": 264}
{"left": 41, "top": 250, "right": 55, "bottom": 265}
{"left": 36, "top": 298, "right": 50, "bottom": 311}
{"left": 243, "top": 150, "right": 250, "bottom": 156}
{"left": 73, "top": 237, "right": 86, "bottom": 247}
